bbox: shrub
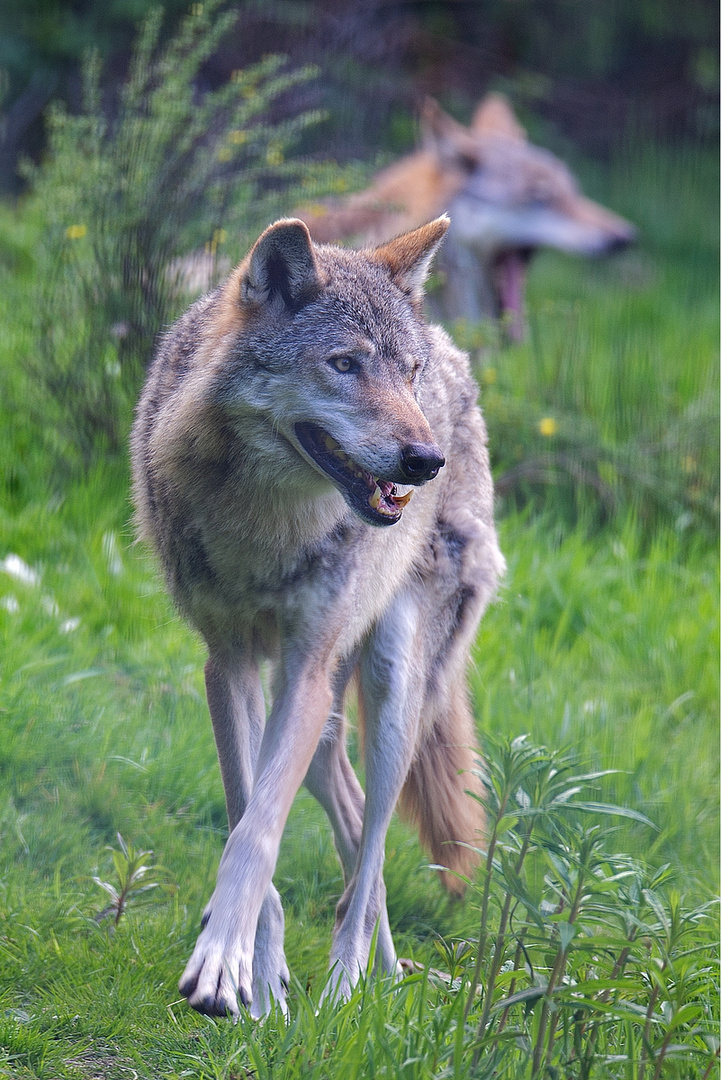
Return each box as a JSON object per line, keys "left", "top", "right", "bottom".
{"left": 23, "top": 2, "right": 322, "bottom": 468}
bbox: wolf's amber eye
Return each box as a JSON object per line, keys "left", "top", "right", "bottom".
{"left": 331, "top": 356, "right": 353, "bottom": 373}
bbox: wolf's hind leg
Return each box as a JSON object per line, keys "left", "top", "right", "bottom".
{"left": 179, "top": 655, "right": 289, "bottom": 1018}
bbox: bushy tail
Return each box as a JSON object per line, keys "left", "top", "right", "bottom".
{"left": 398, "top": 684, "right": 485, "bottom": 895}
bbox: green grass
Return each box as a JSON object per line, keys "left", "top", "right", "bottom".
{"left": 0, "top": 140, "right": 718, "bottom": 1077}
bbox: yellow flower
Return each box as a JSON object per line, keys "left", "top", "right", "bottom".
{"left": 65, "top": 224, "right": 87, "bottom": 240}
{"left": 266, "top": 145, "right": 284, "bottom": 166}
{"left": 481, "top": 366, "right": 497, "bottom": 385}
{"left": 217, "top": 147, "right": 232, "bottom": 163}
{"left": 228, "top": 129, "right": 246, "bottom": 145}
{"left": 538, "top": 417, "right": 558, "bottom": 437}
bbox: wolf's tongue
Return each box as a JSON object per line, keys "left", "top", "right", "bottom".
{"left": 498, "top": 251, "right": 526, "bottom": 342}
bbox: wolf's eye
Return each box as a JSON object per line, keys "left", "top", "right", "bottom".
{"left": 330, "top": 356, "right": 354, "bottom": 373}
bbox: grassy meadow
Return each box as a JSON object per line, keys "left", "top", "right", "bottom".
{"left": 0, "top": 136, "right": 718, "bottom": 1078}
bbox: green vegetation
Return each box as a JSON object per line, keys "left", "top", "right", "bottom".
{"left": 20, "top": 1, "right": 325, "bottom": 470}
{"left": 0, "top": 34, "right": 717, "bottom": 1078}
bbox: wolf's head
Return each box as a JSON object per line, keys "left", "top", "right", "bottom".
{"left": 423, "top": 95, "right": 636, "bottom": 336}
{"left": 217, "top": 217, "right": 450, "bottom": 527}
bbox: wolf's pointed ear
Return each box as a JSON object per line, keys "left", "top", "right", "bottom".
{"left": 371, "top": 216, "right": 450, "bottom": 305}
{"left": 421, "top": 97, "right": 480, "bottom": 172}
{"left": 471, "top": 93, "right": 526, "bottom": 141}
{"left": 241, "top": 218, "right": 323, "bottom": 311}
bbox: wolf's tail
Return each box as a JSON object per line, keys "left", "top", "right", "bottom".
{"left": 398, "top": 683, "right": 485, "bottom": 895}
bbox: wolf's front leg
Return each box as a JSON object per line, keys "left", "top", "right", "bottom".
{"left": 179, "top": 650, "right": 334, "bottom": 1017}
{"left": 325, "top": 594, "right": 424, "bottom": 999}
{"left": 179, "top": 656, "right": 288, "bottom": 1017}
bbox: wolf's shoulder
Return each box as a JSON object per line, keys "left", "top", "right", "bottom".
{"left": 147, "top": 290, "right": 221, "bottom": 395}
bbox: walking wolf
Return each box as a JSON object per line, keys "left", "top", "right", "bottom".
{"left": 131, "top": 215, "right": 504, "bottom": 1017}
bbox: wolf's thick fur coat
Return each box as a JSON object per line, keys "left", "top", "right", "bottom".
{"left": 131, "top": 216, "right": 504, "bottom": 1018}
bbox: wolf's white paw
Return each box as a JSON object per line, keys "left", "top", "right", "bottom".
{"left": 251, "top": 957, "right": 290, "bottom": 1020}
{"left": 178, "top": 916, "right": 252, "bottom": 1018}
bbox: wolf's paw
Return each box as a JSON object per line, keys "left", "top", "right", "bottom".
{"left": 251, "top": 882, "right": 290, "bottom": 1019}
{"left": 179, "top": 917, "right": 252, "bottom": 1018}
{"left": 320, "top": 958, "right": 357, "bottom": 1005}
{"left": 251, "top": 953, "right": 290, "bottom": 1020}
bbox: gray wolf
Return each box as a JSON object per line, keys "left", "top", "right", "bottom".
{"left": 131, "top": 215, "right": 504, "bottom": 1018}
{"left": 298, "top": 94, "right": 636, "bottom": 340}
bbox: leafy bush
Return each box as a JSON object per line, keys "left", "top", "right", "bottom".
{"left": 23, "top": 1, "right": 321, "bottom": 468}
{"left": 455, "top": 735, "right": 718, "bottom": 1078}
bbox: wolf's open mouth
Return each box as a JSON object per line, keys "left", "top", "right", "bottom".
{"left": 294, "top": 422, "right": 412, "bottom": 527}
{"left": 493, "top": 248, "right": 531, "bottom": 341}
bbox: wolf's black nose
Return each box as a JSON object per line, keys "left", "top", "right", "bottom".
{"left": 400, "top": 443, "right": 445, "bottom": 483}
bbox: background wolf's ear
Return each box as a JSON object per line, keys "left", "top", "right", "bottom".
{"left": 471, "top": 93, "right": 527, "bottom": 142}
{"left": 372, "top": 216, "right": 450, "bottom": 306}
{"left": 241, "top": 219, "right": 322, "bottom": 311}
{"left": 421, "top": 98, "right": 480, "bottom": 174}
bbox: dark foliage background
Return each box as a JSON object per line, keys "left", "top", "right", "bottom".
{"left": 1, "top": 0, "right": 717, "bottom": 191}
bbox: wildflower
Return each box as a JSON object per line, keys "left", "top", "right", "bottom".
{"left": 482, "top": 366, "right": 497, "bottom": 385}
{"left": 228, "top": 130, "right": 247, "bottom": 145}
{"left": 65, "top": 224, "right": 87, "bottom": 240}
{"left": 539, "top": 417, "right": 558, "bottom": 437}
{"left": 266, "top": 145, "right": 284, "bottom": 166}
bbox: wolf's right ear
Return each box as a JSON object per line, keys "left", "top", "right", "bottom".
{"left": 241, "top": 218, "right": 323, "bottom": 311}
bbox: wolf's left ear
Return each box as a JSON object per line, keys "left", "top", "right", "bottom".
{"left": 372, "top": 216, "right": 450, "bottom": 306}
{"left": 241, "top": 218, "right": 323, "bottom": 311}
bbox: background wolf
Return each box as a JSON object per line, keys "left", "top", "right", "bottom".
{"left": 299, "top": 94, "right": 636, "bottom": 340}
{"left": 131, "top": 215, "right": 504, "bottom": 1018}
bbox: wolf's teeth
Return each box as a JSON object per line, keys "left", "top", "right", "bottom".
{"left": 369, "top": 484, "right": 382, "bottom": 510}
{"left": 393, "top": 490, "right": 413, "bottom": 509}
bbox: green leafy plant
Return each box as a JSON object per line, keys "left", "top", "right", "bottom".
{"left": 447, "top": 735, "right": 719, "bottom": 1078}
{"left": 92, "top": 832, "right": 175, "bottom": 927}
{"left": 23, "top": 1, "right": 322, "bottom": 467}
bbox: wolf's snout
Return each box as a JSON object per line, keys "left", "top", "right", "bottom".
{"left": 400, "top": 443, "right": 445, "bottom": 483}
{"left": 605, "top": 227, "right": 636, "bottom": 253}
